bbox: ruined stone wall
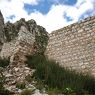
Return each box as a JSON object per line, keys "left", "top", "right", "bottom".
{"left": 0, "top": 26, "right": 35, "bottom": 64}
{"left": 46, "top": 16, "right": 95, "bottom": 76}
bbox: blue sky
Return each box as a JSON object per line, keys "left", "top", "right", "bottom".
{"left": 23, "top": 0, "right": 77, "bottom": 15}
{"left": 0, "top": 0, "right": 95, "bottom": 33}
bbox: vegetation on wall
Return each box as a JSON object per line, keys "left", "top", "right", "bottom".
{"left": 4, "top": 22, "right": 18, "bottom": 42}
{"left": 35, "top": 25, "right": 49, "bottom": 54}
{"left": 26, "top": 54, "right": 95, "bottom": 95}
{"left": 0, "top": 58, "right": 10, "bottom": 68}
{"left": 16, "top": 81, "right": 26, "bottom": 90}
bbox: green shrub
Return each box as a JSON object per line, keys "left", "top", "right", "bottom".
{"left": 0, "top": 58, "right": 9, "bottom": 89}
{"left": 25, "top": 75, "right": 34, "bottom": 83}
{"left": 26, "top": 54, "right": 95, "bottom": 95}
{"left": 35, "top": 79, "right": 45, "bottom": 91}
{"left": 47, "top": 88, "right": 62, "bottom": 95}
{"left": 0, "top": 75, "right": 5, "bottom": 89}
{"left": 16, "top": 81, "right": 26, "bottom": 89}
{"left": 19, "top": 89, "right": 33, "bottom": 95}
{"left": 63, "top": 88, "right": 76, "bottom": 95}
{"left": 0, "top": 89, "right": 14, "bottom": 95}
{"left": 0, "top": 58, "right": 10, "bottom": 68}
{"left": 35, "top": 26, "right": 49, "bottom": 54}
{"left": 0, "top": 67, "right": 6, "bottom": 90}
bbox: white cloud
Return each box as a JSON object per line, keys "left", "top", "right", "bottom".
{"left": 0, "top": 0, "right": 95, "bottom": 33}
{"left": 28, "top": 0, "right": 95, "bottom": 32}
{"left": 0, "top": 0, "right": 27, "bottom": 22}
{"left": 65, "top": 0, "right": 94, "bottom": 21}
{"left": 29, "top": 5, "right": 70, "bottom": 32}
{"left": 0, "top": 0, "right": 41, "bottom": 22}
{"left": 20, "top": 0, "right": 41, "bottom": 5}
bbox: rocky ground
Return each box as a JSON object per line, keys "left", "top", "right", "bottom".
{"left": 2, "top": 63, "right": 48, "bottom": 95}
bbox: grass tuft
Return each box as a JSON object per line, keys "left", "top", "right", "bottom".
{"left": 26, "top": 54, "right": 95, "bottom": 95}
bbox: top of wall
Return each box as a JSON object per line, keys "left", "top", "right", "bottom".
{"left": 50, "top": 16, "right": 95, "bottom": 36}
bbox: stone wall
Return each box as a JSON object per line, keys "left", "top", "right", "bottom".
{"left": 46, "top": 16, "right": 95, "bottom": 76}
{"left": 0, "top": 26, "right": 35, "bottom": 64}
{"left": 0, "top": 11, "right": 49, "bottom": 64}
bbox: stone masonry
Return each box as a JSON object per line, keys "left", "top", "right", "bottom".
{"left": 0, "top": 12, "right": 48, "bottom": 93}
{"left": 46, "top": 16, "right": 95, "bottom": 76}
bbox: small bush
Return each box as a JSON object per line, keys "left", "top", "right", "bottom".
{"left": 0, "top": 75, "right": 5, "bottom": 89}
{"left": 35, "top": 79, "right": 45, "bottom": 91}
{"left": 47, "top": 88, "right": 62, "bottom": 95}
{"left": 0, "top": 68, "right": 6, "bottom": 90}
{"left": 63, "top": 88, "right": 76, "bottom": 95}
{"left": 35, "top": 26, "right": 49, "bottom": 54}
{"left": 0, "top": 58, "right": 10, "bottom": 68}
{"left": 19, "top": 89, "right": 33, "bottom": 95}
{"left": 0, "top": 89, "right": 14, "bottom": 95}
{"left": 16, "top": 81, "right": 26, "bottom": 89}
{"left": 25, "top": 75, "right": 34, "bottom": 83}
